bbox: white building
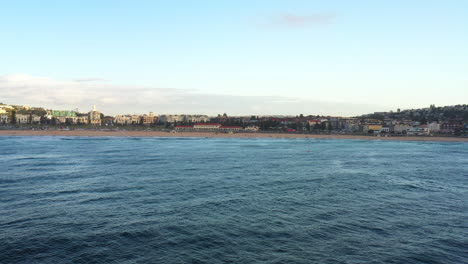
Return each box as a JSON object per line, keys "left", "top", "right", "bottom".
{"left": 88, "top": 106, "right": 101, "bottom": 125}
{"left": 183, "top": 115, "right": 209, "bottom": 123}
{"left": 406, "top": 127, "right": 429, "bottom": 136}
{"left": 159, "top": 115, "right": 185, "bottom": 123}
{"left": 31, "top": 115, "right": 42, "bottom": 124}
{"left": 16, "top": 114, "right": 30, "bottom": 124}
{"left": 114, "top": 115, "right": 132, "bottom": 125}
{"left": 394, "top": 124, "right": 412, "bottom": 134}
{"left": 193, "top": 123, "right": 222, "bottom": 131}
{"left": 0, "top": 114, "right": 9, "bottom": 124}
{"left": 428, "top": 122, "right": 441, "bottom": 133}
{"left": 245, "top": 126, "right": 260, "bottom": 132}
{"left": 381, "top": 127, "right": 391, "bottom": 133}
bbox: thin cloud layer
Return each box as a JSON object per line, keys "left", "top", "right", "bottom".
{"left": 74, "top": 78, "right": 107, "bottom": 82}
{"left": 0, "top": 73, "right": 377, "bottom": 116}
{"left": 272, "top": 13, "right": 336, "bottom": 28}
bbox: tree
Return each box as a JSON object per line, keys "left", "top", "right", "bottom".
{"left": 420, "top": 117, "right": 427, "bottom": 125}
{"left": 11, "top": 110, "right": 16, "bottom": 124}
{"left": 321, "top": 122, "right": 327, "bottom": 130}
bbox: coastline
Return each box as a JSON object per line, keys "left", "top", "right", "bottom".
{"left": 0, "top": 130, "right": 467, "bottom": 142}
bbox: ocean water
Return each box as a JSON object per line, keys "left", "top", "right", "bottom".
{"left": 0, "top": 136, "right": 467, "bottom": 264}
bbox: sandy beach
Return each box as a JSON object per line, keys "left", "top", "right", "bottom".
{"left": 0, "top": 130, "right": 467, "bottom": 142}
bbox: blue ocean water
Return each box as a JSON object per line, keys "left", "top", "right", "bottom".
{"left": 0, "top": 136, "right": 467, "bottom": 264}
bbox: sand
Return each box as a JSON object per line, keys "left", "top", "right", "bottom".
{"left": 0, "top": 130, "right": 467, "bottom": 142}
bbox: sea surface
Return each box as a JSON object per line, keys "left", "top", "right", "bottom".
{"left": 0, "top": 136, "right": 467, "bottom": 264}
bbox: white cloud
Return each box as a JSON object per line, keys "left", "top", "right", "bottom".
{"left": 0, "top": 73, "right": 379, "bottom": 116}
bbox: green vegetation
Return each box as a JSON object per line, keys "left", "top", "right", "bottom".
{"left": 361, "top": 105, "right": 468, "bottom": 123}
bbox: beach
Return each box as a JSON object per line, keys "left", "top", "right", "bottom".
{"left": 0, "top": 129, "right": 467, "bottom": 142}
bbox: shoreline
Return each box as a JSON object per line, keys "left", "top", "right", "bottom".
{"left": 0, "top": 130, "right": 467, "bottom": 142}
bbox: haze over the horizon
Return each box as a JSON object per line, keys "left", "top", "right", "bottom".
{"left": 1, "top": 0, "right": 467, "bottom": 116}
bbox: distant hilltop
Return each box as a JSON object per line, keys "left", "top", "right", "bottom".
{"left": 0, "top": 103, "right": 467, "bottom": 136}
{"left": 360, "top": 104, "right": 468, "bottom": 123}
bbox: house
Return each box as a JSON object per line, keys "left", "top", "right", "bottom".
{"left": 307, "top": 120, "right": 321, "bottom": 126}
{"left": 141, "top": 112, "right": 155, "bottom": 125}
{"left": 103, "top": 116, "right": 115, "bottom": 126}
{"left": 428, "top": 122, "right": 440, "bottom": 133}
{"left": 16, "top": 114, "right": 30, "bottom": 124}
{"left": 0, "top": 114, "right": 9, "bottom": 124}
{"left": 31, "top": 115, "right": 42, "bottom": 124}
{"left": 394, "top": 124, "right": 412, "bottom": 134}
{"left": 363, "top": 124, "right": 383, "bottom": 133}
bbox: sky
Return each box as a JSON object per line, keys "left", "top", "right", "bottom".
{"left": 1, "top": 0, "right": 467, "bottom": 116}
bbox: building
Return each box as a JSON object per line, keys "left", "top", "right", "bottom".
{"left": 159, "top": 115, "right": 185, "bottom": 124}
{"left": 103, "top": 116, "right": 115, "bottom": 126}
{"left": 363, "top": 124, "right": 383, "bottom": 133}
{"left": 114, "top": 115, "right": 132, "bottom": 125}
{"left": 88, "top": 106, "right": 101, "bottom": 125}
{"left": 341, "top": 118, "right": 360, "bottom": 132}
{"left": 175, "top": 125, "right": 194, "bottom": 131}
{"left": 428, "top": 122, "right": 440, "bottom": 133}
{"left": 76, "top": 115, "right": 89, "bottom": 125}
{"left": 220, "top": 126, "right": 242, "bottom": 132}
{"left": 308, "top": 120, "right": 322, "bottom": 128}
{"left": 16, "top": 114, "right": 30, "bottom": 124}
{"left": 381, "top": 127, "right": 391, "bottom": 133}
{"left": 440, "top": 122, "right": 463, "bottom": 134}
{"left": 193, "top": 123, "right": 222, "bottom": 131}
{"left": 184, "top": 115, "right": 209, "bottom": 123}
{"left": 175, "top": 124, "right": 244, "bottom": 133}
{"left": 130, "top": 115, "right": 140, "bottom": 125}
{"left": 48, "top": 109, "right": 78, "bottom": 125}
{"left": 31, "top": 115, "right": 41, "bottom": 124}
{"left": 0, "top": 105, "right": 14, "bottom": 113}
{"left": 394, "top": 124, "right": 412, "bottom": 134}
{"left": 141, "top": 112, "right": 155, "bottom": 125}
{"left": 406, "top": 127, "right": 429, "bottom": 136}
{"left": 54, "top": 116, "right": 67, "bottom": 124}
{"left": 0, "top": 114, "right": 9, "bottom": 124}
{"left": 245, "top": 126, "right": 260, "bottom": 132}
{"left": 114, "top": 115, "right": 140, "bottom": 125}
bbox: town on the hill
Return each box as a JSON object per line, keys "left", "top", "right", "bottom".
{"left": 1, "top": 103, "right": 467, "bottom": 136}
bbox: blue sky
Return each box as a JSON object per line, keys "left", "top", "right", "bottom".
{"left": 1, "top": 0, "right": 467, "bottom": 115}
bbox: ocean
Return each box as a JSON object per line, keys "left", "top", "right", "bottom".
{"left": 0, "top": 136, "right": 467, "bottom": 264}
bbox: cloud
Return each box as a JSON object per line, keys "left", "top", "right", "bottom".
{"left": 0, "top": 73, "right": 377, "bottom": 116}
{"left": 74, "top": 78, "right": 107, "bottom": 82}
{"left": 271, "top": 13, "right": 336, "bottom": 28}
